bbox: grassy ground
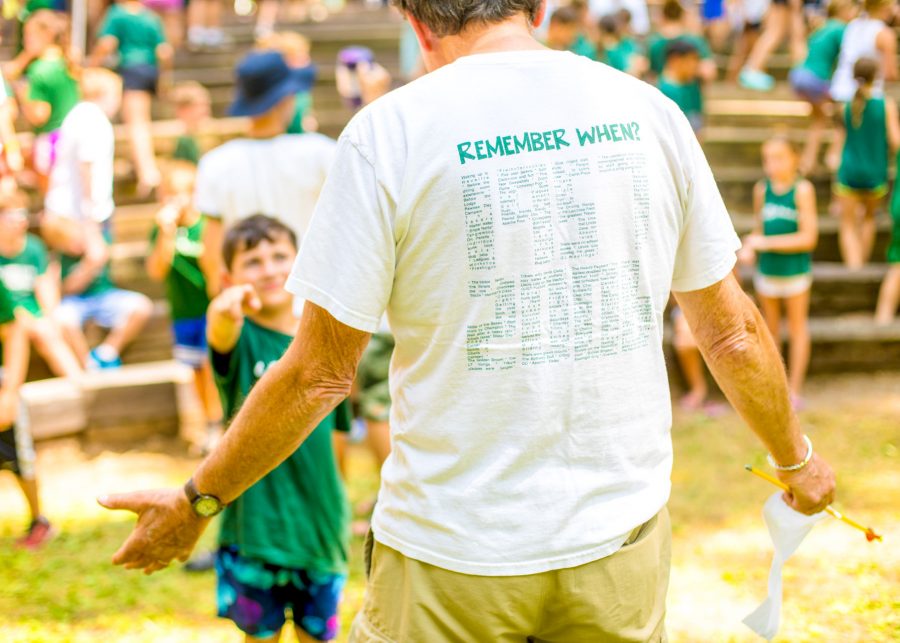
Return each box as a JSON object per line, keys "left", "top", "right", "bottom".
{"left": 2, "top": 373, "right": 899, "bottom": 642}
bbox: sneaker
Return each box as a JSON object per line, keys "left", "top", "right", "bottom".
{"left": 738, "top": 68, "right": 775, "bottom": 92}
{"left": 16, "top": 517, "right": 56, "bottom": 550}
{"left": 184, "top": 550, "right": 216, "bottom": 572}
{"left": 88, "top": 349, "right": 122, "bottom": 370}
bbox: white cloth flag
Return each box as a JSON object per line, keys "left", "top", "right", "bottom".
{"left": 743, "top": 493, "right": 827, "bottom": 640}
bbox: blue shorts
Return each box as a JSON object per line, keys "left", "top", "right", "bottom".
{"left": 216, "top": 546, "right": 345, "bottom": 640}
{"left": 702, "top": 0, "right": 725, "bottom": 20}
{"left": 789, "top": 67, "right": 831, "bottom": 103}
{"left": 172, "top": 317, "right": 207, "bottom": 368}
{"left": 57, "top": 289, "right": 148, "bottom": 330}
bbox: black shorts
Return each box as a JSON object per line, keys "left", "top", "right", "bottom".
{"left": 0, "top": 422, "right": 35, "bottom": 479}
{"left": 119, "top": 64, "right": 159, "bottom": 94}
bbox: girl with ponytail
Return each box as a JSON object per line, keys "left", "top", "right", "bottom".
{"left": 834, "top": 57, "right": 900, "bottom": 269}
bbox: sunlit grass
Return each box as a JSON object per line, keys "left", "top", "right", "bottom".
{"left": 2, "top": 374, "right": 898, "bottom": 642}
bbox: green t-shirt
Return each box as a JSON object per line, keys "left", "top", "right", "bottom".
{"left": 149, "top": 217, "right": 209, "bottom": 320}
{"left": 647, "top": 32, "right": 711, "bottom": 76}
{"left": 286, "top": 92, "right": 314, "bottom": 135}
{"left": 99, "top": 4, "right": 166, "bottom": 68}
{"left": 0, "top": 234, "right": 49, "bottom": 316}
{"left": 838, "top": 97, "right": 888, "bottom": 191}
{"left": 570, "top": 33, "right": 599, "bottom": 60}
{"left": 173, "top": 134, "right": 201, "bottom": 165}
{"left": 758, "top": 181, "right": 812, "bottom": 278}
{"left": 658, "top": 75, "right": 703, "bottom": 127}
{"left": 0, "top": 280, "right": 16, "bottom": 325}
{"left": 798, "top": 19, "right": 845, "bottom": 81}
{"left": 212, "top": 318, "right": 351, "bottom": 572}
{"left": 59, "top": 237, "right": 115, "bottom": 297}
{"left": 26, "top": 56, "right": 80, "bottom": 134}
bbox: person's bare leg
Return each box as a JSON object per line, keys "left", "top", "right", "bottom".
{"left": 102, "top": 297, "right": 154, "bottom": 356}
{"left": 16, "top": 476, "right": 41, "bottom": 521}
{"left": 365, "top": 419, "right": 391, "bottom": 470}
{"left": 838, "top": 195, "right": 864, "bottom": 269}
{"left": 860, "top": 196, "right": 881, "bottom": 265}
{"left": 121, "top": 90, "right": 160, "bottom": 193}
{"left": 256, "top": 0, "right": 280, "bottom": 36}
{"left": 757, "top": 293, "right": 783, "bottom": 350}
{"left": 875, "top": 265, "right": 900, "bottom": 324}
{"left": 787, "top": 0, "right": 807, "bottom": 63}
{"left": 162, "top": 10, "right": 184, "bottom": 49}
{"left": 206, "top": 0, "right": 223, "bottom": 29}
{"left": 728, "top": 28, "right": 760, "bottom": 82}
{"left": 59, "top": 321, "right": 91, "bottom": 368}
{"left": 23, "top": 316, "right": 82, "bottom": 377}
{"left": 673, "top": 313, "right": 707, "bottom": 408}
{"left": 800, "top": 102, "right": 827, "bottom": 175}
{"left": 784, "top": 288, "right": 811, "bottom": 398}
{"left": 745, "top": 5, "right": 789, "bottom": 73}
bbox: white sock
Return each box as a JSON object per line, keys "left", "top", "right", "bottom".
{"left": 94, "top": 344, "right": 119, "bottom": 362}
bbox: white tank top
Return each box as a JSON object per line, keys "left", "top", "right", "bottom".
{"left": 831, "top": 17, "right": 886, "bottom": 103}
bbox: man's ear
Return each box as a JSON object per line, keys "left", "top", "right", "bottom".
{"left": 406, "top": 12, "right": 436, "bottom": 53}
{"left": 533, "top": 0, "right": 548, "bottom": 28}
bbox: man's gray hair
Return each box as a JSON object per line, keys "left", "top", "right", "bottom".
{"left": 394, "top": 0, "right": 543, "bottom": 36}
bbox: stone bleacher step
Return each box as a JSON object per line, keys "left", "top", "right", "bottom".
{"left": 22, "top": 360, "right": 202, "bottom": 443}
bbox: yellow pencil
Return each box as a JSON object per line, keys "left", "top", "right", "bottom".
{"left": 744, "top": 465, "right": 883, "bottom": 542}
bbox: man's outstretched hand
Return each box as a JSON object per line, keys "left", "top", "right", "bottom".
{"left": 98, "top": 488, "right": 210, "bottom": 575}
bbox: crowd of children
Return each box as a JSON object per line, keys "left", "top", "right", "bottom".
{"left": 1, "top": 0, "right": 900, "bottom": 638}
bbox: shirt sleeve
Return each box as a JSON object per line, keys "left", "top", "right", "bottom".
{"left": 670, "top": 114, "right": 741, "bottom": 292}
{"left": 30, "top": 236, "right": 49, "bottom": 275}
{"left": 285, "top": 134, "right": 395, "bottom": 333}
{"left": 194, "top": 153, "right": 221, "bottom": 218}
{"left": 98, "top": 10, "right": 118, "bottom": 40}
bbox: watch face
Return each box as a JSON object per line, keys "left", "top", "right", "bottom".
{"left": 195, "top": 496, "right": 221, "bottom": 517}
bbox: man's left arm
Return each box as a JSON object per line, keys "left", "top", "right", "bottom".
{"left": 99, "top": 301, "right": 371, "bottom": 573}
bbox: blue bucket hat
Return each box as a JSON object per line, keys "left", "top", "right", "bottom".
{"left": 228, "top": 50, "right": 316, "bottom": 118}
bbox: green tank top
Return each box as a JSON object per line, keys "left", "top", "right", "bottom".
{"left": 838, "top": 97, "right": 888, "bottom": 190}
{"left": 758, "top": 181, "right": 812, "bottom": 277}
{"left": 799, "top": 19, "right": 845, "bottom": 81}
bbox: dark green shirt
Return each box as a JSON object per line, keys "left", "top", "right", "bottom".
{"left": 570, "top": 33, "right": 599, "bottom": 60}
{"left": 212, "top": 318, "right": 351, "bottom": 572}
{"left": 149, "top": 217, "right": 209, "bottom": 320}
{"left": 657, "top": 75, "right": 703, "bottom": 127}
{"left": 99, "top": 4, "right": 166, "bottom": 68}
{"left": 59, "top": 235, "right": 115, "bottom": 297}
{"left": 798, "top": 19, "right": 845, "bottom": 81}
{"left": 838, "top": 97, "right": 888, "bottom": 191}
{"left": 604, "top": 38, "right": 642, "bottom": 72}
{"left": 26, "top": 56, "right": 80, "bottom": 134}
{"left": 647, "top": 32, "right": 711, "bottom": 76}
{"left": 0, "top": 234, "right": 49, "bottom": 316}
{"left": 758, "top": 181, "right": 812, "bottom": 278}
{"left": 172, "top": 134, "right": 201, "bottom": 165}
{"left": 0, "top": 280, "right": 15, "bottom": 325}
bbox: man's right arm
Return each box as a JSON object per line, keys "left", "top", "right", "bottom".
{"left": 674, "top": 274, "right": 835, "bottom": 514}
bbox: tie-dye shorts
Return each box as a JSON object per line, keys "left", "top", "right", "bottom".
{"left": 216, "top": 546, "right": 346, "bottom": 640}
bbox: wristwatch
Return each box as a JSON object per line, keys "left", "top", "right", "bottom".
{"left": 184, "top": 478, "right": 227, "bottom": 518}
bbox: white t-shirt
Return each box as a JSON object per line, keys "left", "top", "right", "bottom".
{"left": 288, "top": 50, "right": 740, "bottom": 576}
{"left": 194, "top": 133, "right": 336, "bottom": 243}
{"left": 44, "top": 102, "right": 115, "bottom": 222}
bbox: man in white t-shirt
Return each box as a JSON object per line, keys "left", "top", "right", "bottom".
{"left": 102, "top": 2, "right": 836, "bottom": 640}
{"left": 195, "top": 50, "right": 336, "bottom": 295}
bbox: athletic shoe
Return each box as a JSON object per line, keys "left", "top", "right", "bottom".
{"left": 15, "top": 517, "right": 55, "bottom": 550}
{"left": 738, "top": 68, "right": 775, "bottom": 92}
{"left": 88, "top": 349, "right": 122, "bottom": 370}
{"left": 184, "top": 550, "right": 216, "bottom": 572}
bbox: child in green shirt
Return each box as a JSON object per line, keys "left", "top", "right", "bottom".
{"left": 646, "top": 0, "right": 716, "bottom": 81}
{"left": 598, "top": 14, "right": 647, "bottom": 77}
{"left": 170, "top": 81, "right": 211, "bottom": 166}
{"left": 740, "top": 136, "right": 819, "bottom": 406}
{"left": 91, "top": 0, "right": 173, "bottom": 194}
{"left": 834, "top": 58, "right": 900, "bottom": 270}
{"left": 5, "top": 9, "right": 80, "bottom": 186}
{"left": 207, "top": 215, "right": 350, "bottom": 641}
{"left": 147, "top": 161, "right": 222, "bottom": 452}
{"left": 0, "top": 278, "right": 54, "bottom": 549}
{"left": 0, "top": 190, "right": 81, "bottom": 377}
{"left": 658, "top": 39, "right": 705, "bottom": 134}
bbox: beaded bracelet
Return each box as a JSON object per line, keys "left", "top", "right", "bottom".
{"left": 767, "top": 434, "right": 813, "bottom": 472}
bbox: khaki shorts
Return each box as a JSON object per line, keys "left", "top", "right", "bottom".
{"left": 350, "top": 508, "right": 671, "bottom": 643}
